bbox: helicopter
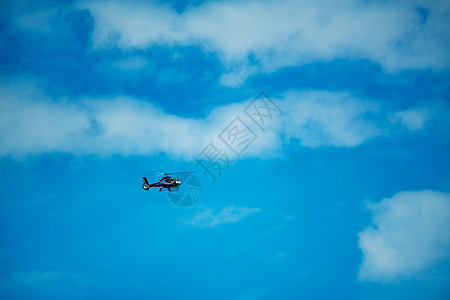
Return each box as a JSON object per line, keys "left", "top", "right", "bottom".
{"left": 142, "top": 171, "right": 194, "bottom": 192}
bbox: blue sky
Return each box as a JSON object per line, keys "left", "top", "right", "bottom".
{"left": 1, "top": 0, "right": 450, "bottom": 299}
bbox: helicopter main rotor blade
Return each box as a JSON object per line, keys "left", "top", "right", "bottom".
{"left": 148, "top": 171, "right": 196, "bottom": 177}
{"left": 149, "top": 171, "right": 167, "bottom": 177}
{"left": 163, "top": 171, "right": 195, "bottom": 175}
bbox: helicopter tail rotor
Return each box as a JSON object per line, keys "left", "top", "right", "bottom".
{"left": 142, "top": 177, "right": 150, "bottom": 191}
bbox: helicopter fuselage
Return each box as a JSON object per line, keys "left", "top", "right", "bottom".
{"left": 142, "top": 176, "right": 181, "bottom": 192}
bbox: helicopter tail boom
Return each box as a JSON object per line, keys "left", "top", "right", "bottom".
{"left": 142, "top": 177, "right": 163, "bottom": 191}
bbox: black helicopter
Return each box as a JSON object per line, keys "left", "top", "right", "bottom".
{"left": 142, "top": 171, "right": 194, "bottom": 192}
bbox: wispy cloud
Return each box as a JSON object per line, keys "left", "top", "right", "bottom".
{"left": 282, "top": 91, "right": 381, "bottom": 147}
{"left": 0, "top": 269, "right": 150, "bottom": 298}
{"left": 390, "top": 107, "right": 432, "bottom": 131}
{"left": 0, "top": 79, "right": 441, "bottom": 159}
{"left": 0, "top": 270, "right": 87, "bottom": 298}
{"left": 358, "top": 190, "right": 450, "bottom": 282}
{"left": 14, "top": 7, "right": 60, "bottom": 33}
{"left": 112, "top": 56, "right": 149, "bottom": 71}
{"left": 185, "top": 206, "right": 261, "bottom": 228}
{"left": 80, "top": 0, "right": 450, "bottom": 86}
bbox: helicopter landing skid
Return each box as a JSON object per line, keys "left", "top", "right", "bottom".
{"left": 159, "top": 187, "right": 179, "bottom": 192}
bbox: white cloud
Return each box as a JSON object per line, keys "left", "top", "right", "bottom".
{"left": 282, "top": 91, "right": 381, "bottom": 147}
{"left": 358, "top": 190, "right": 450, "bottom": 282}
{"left": 391, "top": 107, "right": 432, "bottom": 130}
{"left": 82, "top": 1, "right": 182, "bottom": 49}
{"left": 0, "top": 80, "right": 435, "bottom": 159}
{"left": 219, "top": 64, "right": 258, "bottom": 88}
{"left": 80, "top": 0, "right": 450, "bottom": 86}
{"left": 185, "top": 206, "right": 260, "bottom": 227}
{"left": 0, "top": 80, "right": 91, "bottom": 156}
